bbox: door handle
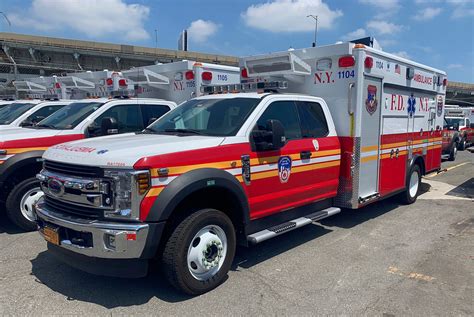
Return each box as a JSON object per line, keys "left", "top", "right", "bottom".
{"left": 300, "top": 151, "right": 312, "bottom": 160}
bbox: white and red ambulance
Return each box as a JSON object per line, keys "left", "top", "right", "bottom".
{"left": 121, "top": 61, "right": 240, "bottom": 104}
{"left": 444, "top": 105, "right": 474, "bottom": 150}
{"left": 34, "top": 42, "right": 446, "bottom": 295}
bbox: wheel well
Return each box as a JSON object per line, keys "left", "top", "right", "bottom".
{"left": 0, "top": 161, "right": 42, "bottom": 201}
{"left": 160, "top": 186, "right": 247, "bottom": 250}
{"left": 413, "top": 156, "right": 426, "bottom": 176}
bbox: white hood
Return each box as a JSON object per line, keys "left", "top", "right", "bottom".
{"left": 0, "top": 127, "right": 60, "bottom": 142}
{"left": 43, "top": 133, "right": 226, "bottom": 168}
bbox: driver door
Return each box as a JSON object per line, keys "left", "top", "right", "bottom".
{"left": 247, "top": 100, "right": 338, "bottom": 220}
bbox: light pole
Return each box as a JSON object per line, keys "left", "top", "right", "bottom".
{"left": 307, "top": 15, "right": 318, "bottom": 47}
{"left": 0, "top": 12, "right": 11, "bottom": 30}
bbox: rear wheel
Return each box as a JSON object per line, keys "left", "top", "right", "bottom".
{"left": 400, "top": 164, "right": 421, "bottom": 205}
{"left": 449, "top": 142, "right": 458, "bottom": 161}
{"left": 162, "top": 208, "right": 236, "bottom": 295}
{"left": 5, "top": 177, "right": 43, "bottom": 231}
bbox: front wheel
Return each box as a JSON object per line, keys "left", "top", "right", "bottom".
{"left": 162, "top": 208, "right": 236, "bottom": 295}
{"left": 399, "top": 164, "right": 421, "bottom": 205}
{"left": 449, "top": 142, "right": 458, "bottom": 161}
{"left": 5, "top": 177, "right": 43, "bottom": 231}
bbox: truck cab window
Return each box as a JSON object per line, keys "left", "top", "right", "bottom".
{"left": 296, "top": 101, "right": 329, "bottom": 138}
{"left": 141, "top": 104, "right": 170, "bottom": 126}
{"left": 255, "top": 101, "right": 301, "bottom": 140}
{"left": 23, "top": 105, "right": 64, "bottom": 125}
{"left": 92, "top": 104, "right": 143, "bottom": 135}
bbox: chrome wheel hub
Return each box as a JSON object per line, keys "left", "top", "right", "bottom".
{"left": 20, "top": 187, "right": 43, "bottom": 222}
{"left": 187, "top": 225, "right": 227, "bottom": 280}
{"left": 409, "top": 170, "right": 419, "bottom": 198}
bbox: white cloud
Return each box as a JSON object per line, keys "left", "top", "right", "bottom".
{"left": 241, "top": 0, "right": 343, "bottom": 32}
{"left": 8, "top": 0, "right": 150, "bottom": 41}
{"left": 446, "top": 0, "right": 474, "bottom": 18}
{"left": 187, "top": 20, "right": 219, "bottom": 44}
{"left": 341, "top": 28, "right": 367, "bottom": 41}
{"left": 367, "top": 20, "right": 403, "bottom": 35}
{"left": 392, "top": 51, "right": 411, "bottom": 59}
{"left": 413, "top": 7, "right": 442, "bottom": 20}
{"left": 359, "top": 0, "right": 400, "bottom": 9}
{"left": 447, "top": 63, "right": 463, "bottom": 69}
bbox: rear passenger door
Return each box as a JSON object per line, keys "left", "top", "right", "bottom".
{"left": 248, "top": 99, "right": 339, "bottom": 219}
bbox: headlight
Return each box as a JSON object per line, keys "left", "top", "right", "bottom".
{"left": 103, "top": 169, "right": 150, "bottom": 220}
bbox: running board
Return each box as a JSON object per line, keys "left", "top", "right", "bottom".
{"left": 247, "top": 207, "right": 341, "bottom": 244}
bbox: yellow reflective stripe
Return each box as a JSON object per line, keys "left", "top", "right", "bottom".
{"left": 361, "top": 145, "right": 378, "bottom": 152}
{"left": 381, "top": 142, "right": 407, "bottom": 149}
{"left": 151, "top": 149, "right": 341, "bottom": 177}
{"left": 5, "top": 147, "right": 49, "bottom": 154}
{"left": 145, "top": 187, "right": 164, "bottom": 198}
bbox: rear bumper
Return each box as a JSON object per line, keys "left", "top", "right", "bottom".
{"left": 35, "top": 198, "right": 165, "bottom": 277}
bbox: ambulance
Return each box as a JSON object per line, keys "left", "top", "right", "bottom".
{"left": 121, "top": 61, "right": 240, "bottom": 104}
{"left": 444, "top": 105, "right": 474, "bottom": 150}
{"left": 34, "top": 42, "right": 446, "bottom": 295}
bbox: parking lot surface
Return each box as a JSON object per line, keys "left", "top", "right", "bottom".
{"left": 0, "top": 151, "right": 472, "bottom": 316}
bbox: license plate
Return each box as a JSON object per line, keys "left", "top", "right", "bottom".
{"left": 42, "top": 226, "right": 60, "bottom": 245}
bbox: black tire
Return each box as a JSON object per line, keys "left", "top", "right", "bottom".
{"left": 5, "top": 177, "right": 42, "bottom": 231}
{"left": 449, "top": 142, "right": 458, "bottom": 161}
{"left": 399, "top": 164, "right": 421, "bottom": 205}
{"left": 458, "top": 139, "right": 467, "bottom": 151}
{"left": 162, "top": 208, "right": 236, "bottom": 295}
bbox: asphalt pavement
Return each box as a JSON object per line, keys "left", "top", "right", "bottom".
{"left": 0, "top": 150, "right": 472, "bottom": 316}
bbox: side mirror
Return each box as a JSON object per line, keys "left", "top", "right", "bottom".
{"left": 251, "top": 119, "right": 286, "bottom": 151}
{"left": 101, "top": 117, "right": 118, "bottom": 135}
{"left": 470, "top": 123, "right": 474, "bottom": 129}
{"left": 147, "top": 117, "right": 158, "bottom": 126}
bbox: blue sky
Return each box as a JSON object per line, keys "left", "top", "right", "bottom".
{"left": 1, "top": 0, "right": 473, "bottom": 82}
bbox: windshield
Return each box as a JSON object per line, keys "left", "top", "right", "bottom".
{"left": 36, "top": 101, "right": 104, "bottom": 130}
{"left": 147, "top": 97, "right": 260, "bottom": 136}
{"left": 0, "top": 103, "right": 36, "bottom": 125}
{"left": 445, "top": 118, "right": 464, "bottom": 127}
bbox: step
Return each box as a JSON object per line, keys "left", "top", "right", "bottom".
{"left": 247, "top": 207, "right": 341, "bottom": 244}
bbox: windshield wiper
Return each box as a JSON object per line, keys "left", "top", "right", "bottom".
{"left": 163, "top": 128, "right": 204, "bottom": 135}
{"left": 138, "top": 127, "right": 158, "bottom": 134}
{"left": 34, "top": 124, "right": 58, "bottom": 129}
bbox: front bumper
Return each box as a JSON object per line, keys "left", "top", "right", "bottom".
{"left": 35, "top": 198, "right": 165, "bottom": 277}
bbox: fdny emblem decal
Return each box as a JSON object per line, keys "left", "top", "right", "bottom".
{"left": 437, "top": 96, "right": 443, "bottom": 117}
{"left": 278, "top": 156, "right": 292, "bottom": 183}
{"left": 408, "top": 93, "right": 416, "bottom": 117}
{"left": 365, "top": 85, "right": 378, "bottom": 115}
{"left": 97, "top": 149, "right": 109, "bottom": 155}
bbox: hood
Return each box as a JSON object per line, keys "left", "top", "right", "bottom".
{"left": 0, "top": 128, "right": 61, "bottom": 143}
{"left": 43, "top": 133, "right": 226, "bottom": 168}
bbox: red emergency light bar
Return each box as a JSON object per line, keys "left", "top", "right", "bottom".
{"left": 106, "top": 78, "right": 113, "bottom": 86}
{"left": 339, "top": 56, "right": 355, "bottom": 68}
{"left": 118, "top": 79, "right": 127, "bottom": 87}
{"left": 202, "top": 71, "right": 213, "bottom": 81}
{"left": 54, "top": 82, "right": 61, "bottom": 89}
{"left": 241, "top": 68, "right": 249, "bottom": 78}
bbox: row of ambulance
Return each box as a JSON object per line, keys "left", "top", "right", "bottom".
{"left": 0, "top": 41, "right": 469, "bottom": 295}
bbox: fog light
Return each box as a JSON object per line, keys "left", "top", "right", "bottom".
{"left": 105, "top": 233, "right": 116, "bottom": 249}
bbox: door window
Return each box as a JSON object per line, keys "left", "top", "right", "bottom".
{"left": 141, "top": 104, "right": 171, "bottom": 126}
{"left": 296, "top": 101, "right": 329, "bottom": 138}
{"left": 24, "top": 105, "right": 64, "bottom": 125}
{"left": 255, "top": 101, "right": 301, "bottom": 140}
{"left": 91, "top": 104, "right": 142, "bottom": 135}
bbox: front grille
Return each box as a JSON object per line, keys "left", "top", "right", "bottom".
{"left": 44, "top": 196, "right": 102, "bottom": 219}
{"left": 44, "top": 160, "right": 103, "bottom": 178}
